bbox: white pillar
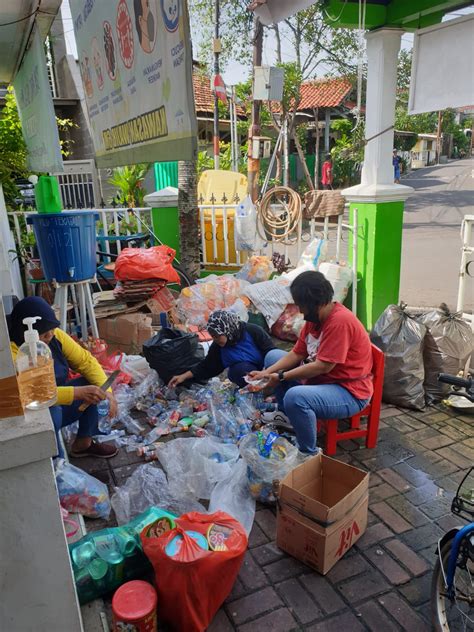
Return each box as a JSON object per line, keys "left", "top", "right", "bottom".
{"left": 362, "top": 29, "right": 403, "bottom": 186}
{"left": 344, "top": 28, "right": 412, "bottom": 201}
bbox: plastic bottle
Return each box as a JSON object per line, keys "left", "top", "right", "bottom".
{"left": 97, "top": 399, "right": 111, "bottom": 433}
{"left": 16, "top": 317, "right": 57, "bottom": 410}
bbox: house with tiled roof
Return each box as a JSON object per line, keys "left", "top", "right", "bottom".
{"left": 192, "top": 71, "right": 246, "bottom": 150}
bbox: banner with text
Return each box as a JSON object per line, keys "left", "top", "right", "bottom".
{"left": 13, "top": 28, "right": 63, "bottom": 174}
{"left": 70, "top": 0, "right": 198, "bottom": 167}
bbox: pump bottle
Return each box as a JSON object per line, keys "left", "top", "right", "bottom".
{"left": 16, "top": 316, "right": 57, "bottom": 410}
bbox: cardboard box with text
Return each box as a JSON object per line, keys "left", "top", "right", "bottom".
{"left": 97, "top": 313, "right": 153, "bottom": 354}
{"left": 277, "top": 454, "right": 369, "bottom": 575}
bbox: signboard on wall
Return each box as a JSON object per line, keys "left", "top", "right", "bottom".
{"left": 69, "top": 0, "right": 198, "bottom": 167}
{"left": 409, "top": 15, "right": 474, "bottom": 115}
{"left": 13, "top": 28, "right": 63, "bottom": 174}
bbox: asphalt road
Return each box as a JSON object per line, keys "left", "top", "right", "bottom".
{"left": 400, "top": 157, "right": 473, "bottom": 311}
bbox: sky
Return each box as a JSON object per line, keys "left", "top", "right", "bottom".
{"left": 59, "top": 1, "right": 473, "bottom": 85}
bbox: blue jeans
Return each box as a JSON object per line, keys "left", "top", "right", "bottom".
{"left": 49, "top": 378, "right": 99, "bottom": 458}
{"left": 264, "top": 349, "right": 369, "bottom": 454}
{"left": 227, "top": 351, "right": 275, "bottom": 388}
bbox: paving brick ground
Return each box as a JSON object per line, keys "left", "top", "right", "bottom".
{"left": 74, "top": 402, "right": 474, "bottom": 631}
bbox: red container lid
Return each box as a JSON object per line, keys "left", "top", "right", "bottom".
{"left": 112, "top": 580, "right": 157, "bottom": 620}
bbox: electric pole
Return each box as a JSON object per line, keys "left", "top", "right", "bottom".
{"left": 247, "top": 17, "right": 264, "bottom": 201}
{"left": 213, "top": 0, "right": 221, "bottom": 169}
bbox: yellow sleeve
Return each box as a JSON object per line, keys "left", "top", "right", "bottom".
{"left": 55, "top": 329, "right": 108, "bottom": 387}
{"left": 10, "top": 337, "right": 79, "bottom": 406}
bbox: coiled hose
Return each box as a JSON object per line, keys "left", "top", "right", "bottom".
{"left": 257, "top": 187, "right": 302, "bottom": 245}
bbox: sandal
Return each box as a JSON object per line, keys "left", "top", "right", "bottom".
{"left": 70, "top": 439, "right": 118, "bottom": 459}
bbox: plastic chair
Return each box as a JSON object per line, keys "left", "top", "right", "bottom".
{"left": 317, "top": 344, "right": 385, "bottom": 456}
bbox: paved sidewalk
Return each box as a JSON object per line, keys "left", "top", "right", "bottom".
{"left": 73, "top": 403, "right": 474, "bottom": 631}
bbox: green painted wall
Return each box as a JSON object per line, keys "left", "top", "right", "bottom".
{"left": 349, "top": 200, "right": 404, "bottom": 331}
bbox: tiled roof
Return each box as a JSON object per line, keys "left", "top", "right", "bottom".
{"left": 192, "top": 73, "right": 245, "bottom": 116}
{"left": 298, "top": 77, "right": 353, "bottom": 109}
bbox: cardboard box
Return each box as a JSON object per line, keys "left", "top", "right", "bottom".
{"left": 277, "top": 454, "right": 369, "bottom": 575}
{"left": 97, "top": 313, "right": 154, "bottom": 354}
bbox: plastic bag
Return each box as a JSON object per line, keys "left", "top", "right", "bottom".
{"left": 120, "top": 355, "right": 153, "bottom": 384}
{"left": 143, "top": 328, "right": 204, "bottom": 384}
{"left": 209, "top": 459, "right": 256, "bottom": 535}
{"left": 271, "top": 304, "right": 304, "bottom": 341}
{"left": 55, "top": 459, "right": 111, "bottom": 519}
{"left": 371, "top": 304, "right": 427, "bottom": 410}
{"left": 243, "top": 277, "right": 293, "bottom": 327}
{"left": 157, "top": 437, "right": 240, "bottom": 500}
{"left": 228, "top": 298, "right": 249, "bottom": 322}
{"left": 111, "top": 464, "right": 206, "bottom": 525}
{"left": 236, "top": 255, "right": 274, "bottom": 284}
{"left": 297, "top": 238, "right": 328, "bottom": 270}
{"left": 114, "top": 245, "right": 180, "bottom": 283}
{"left": 418, "top": 304, "right": 473, "bottom": 403}
{"left": 70, "top": 507, "right": 176, "bottom": 604}
{"left": 175, "top": 275, "right": 250, "bottom": 329}
{"left": 234, "top": 195, "right": 265, "bottom": 251}
{"left": 239, "top": 430, "right": 299, "bottom": 503}
{"left": 141, "top": 511, "right": 247, "bottom": 632}
{"left": 318, "top": 262, "right": 353, "bottom": 303}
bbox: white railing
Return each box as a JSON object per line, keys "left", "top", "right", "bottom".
{"left": 8, "top": 207, "right": 152, "bottom": 259}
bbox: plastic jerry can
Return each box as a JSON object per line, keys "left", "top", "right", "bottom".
{"left": 34, "top": 175, "right": 63, "bottom": 214}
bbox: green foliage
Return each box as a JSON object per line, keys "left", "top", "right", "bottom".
{"left": 395, "top": 105, "right": 437, "bottom": 134}
{"left": 108, "top": 164, "right": 151, "bottom": 207}
{"left": 330, "top": 118, "right": 365, "bottom": 187}
{"left": 278, "top": 61, "right": 303, "bottom": 117}
{"left": 0, "top": 87, "right": 28, "bottom": 207}
{"left": 56, "top": 116, "right": 78, "bottom": 158}
{"left": 197, "top": 141, "right": 247, "bottom": 176}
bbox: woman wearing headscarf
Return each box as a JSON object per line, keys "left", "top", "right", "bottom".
{"left": 168, "top": 310, "right": 276, "bottom": 388}
{"left": 9, "top": 297, "right": 118, "bottom": 459}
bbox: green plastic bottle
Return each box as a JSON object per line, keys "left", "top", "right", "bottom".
{"left": 69, "top": 507, "right": 176, "bottom": 604}
{"left": 34, "top": 175, "right": 62, "bottom": 214}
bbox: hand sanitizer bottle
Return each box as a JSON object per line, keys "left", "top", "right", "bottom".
{"left": 16, "top": 317, "right": 57, "bottom": 410}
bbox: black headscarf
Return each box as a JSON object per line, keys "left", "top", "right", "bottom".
{"left": 9, "top": 297, "right": 60, "bottom": 346}
{"left": 207, "top": 310, "right": 243, "bottom": 345}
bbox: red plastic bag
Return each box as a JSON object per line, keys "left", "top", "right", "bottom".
{"left": 271, "top": 304, "right": 304, "bottom": 342}
{"left": 141, "top": 511, "right": 247, "bottom": 632}
{"left": 114, "top": 246, "right": 180, "bottom": 284}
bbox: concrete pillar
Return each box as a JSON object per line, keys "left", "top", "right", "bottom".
{"left": 0, "top": 297, "right": 83, "bottom": 631}
{"left": 343, "top": 28, "right": 413, "bottom": 330}
{"left": 324, "top": 109, "right": 331, "bottom": 153}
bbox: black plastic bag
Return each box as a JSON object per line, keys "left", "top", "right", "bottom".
{"left": 418, "top": 304, "right": 473, "bottom": 404}
{"left": 143, "top": 328, "right": 204, "bottom": 383}
{"left": 371, "top": 304, "right": 427, "bottom": 410}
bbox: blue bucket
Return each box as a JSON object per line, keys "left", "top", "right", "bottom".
{"left": 27, "top": 211, "right": 99, "bottom": 283}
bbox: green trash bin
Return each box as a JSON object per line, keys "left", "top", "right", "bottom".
{"left": 144, "top": 186, "right": 180, "bottom": 258}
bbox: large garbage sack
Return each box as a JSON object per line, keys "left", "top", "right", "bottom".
{"left": 114, "top": 245, "right": 180, "bottom": 283}
{"left": 371, "top": 304, "right": 427, "bottom": 410}
{"left": 143, "top": 328, "right": 204, "bottom": 383}
{"left": 141, "top": 511, "right": 247, "bottom": 632}
{"left": 418, "top": 304, "right": 473, "bottom": 404}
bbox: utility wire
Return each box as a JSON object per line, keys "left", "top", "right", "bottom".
{"left": 0, "top": 8, "right": 55, "bottom": 28}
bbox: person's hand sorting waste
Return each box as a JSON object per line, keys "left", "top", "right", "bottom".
{"left": 244, "top": 373, "right": 278, "bottom": 391}
{"left": 107, "top": 392, "right": 118, "bottom": 419}
{"left": 168, "top": 371, "right": 193, "bottom": 389}
{"left": 74, "top": 385, "right": 106, "bottom": 405}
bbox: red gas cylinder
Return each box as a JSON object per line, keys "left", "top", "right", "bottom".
{"left": 112, "top": 580, "right": 157, "bottom": 632}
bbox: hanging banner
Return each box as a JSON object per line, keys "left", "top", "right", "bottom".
{"left": 69, "top": 0, "right": 198, "bottom": 167}
{"left": 13, "top": 28, "right": 63, "bottom": 174}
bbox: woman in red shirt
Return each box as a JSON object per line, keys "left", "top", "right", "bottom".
{"left": 321, "top": 154, "right": 333, "bottom": 190}
{"left": 249, "top": 271, "right": 372, "bottom": 454}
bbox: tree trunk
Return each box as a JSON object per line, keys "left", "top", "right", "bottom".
{"left": 292, "top": 129, "right": 314, "bottom": 190}
{"left": 178, "top": 160, "right": 200, "bottom": 281}
{"left": 273, "top": 24, "right": 282, "bottom": 63}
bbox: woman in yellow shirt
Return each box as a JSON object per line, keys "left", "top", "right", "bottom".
{"left": 9, "top": 297, "right": 118, "bottom": 459}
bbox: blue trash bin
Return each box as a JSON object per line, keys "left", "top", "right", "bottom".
{"left": 27, "top": 211, "right": 99, "bottom": 283}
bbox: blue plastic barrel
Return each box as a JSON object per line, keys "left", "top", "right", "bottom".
{"left": 27, "top": 211, "right": 99, "bottom": 283}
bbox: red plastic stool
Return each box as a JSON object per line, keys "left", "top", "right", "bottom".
{"left": 317, "top": 344, "right": 385, "bottom": 456}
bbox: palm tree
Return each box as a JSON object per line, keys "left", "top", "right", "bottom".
{"left": 178, "top": 160, "right": 200, "bottom": 281}
{"left": 108, "top": 164, "right": 150, "bottom": 207}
